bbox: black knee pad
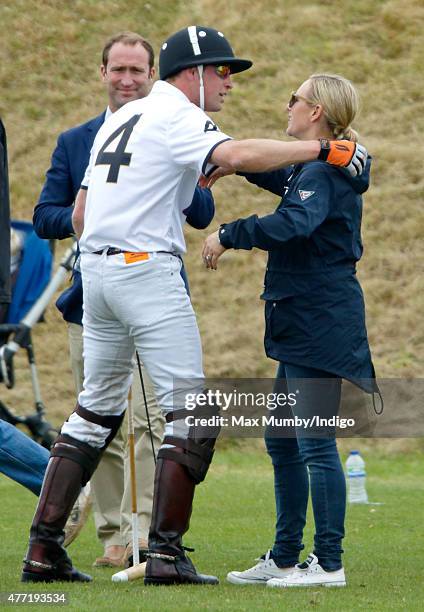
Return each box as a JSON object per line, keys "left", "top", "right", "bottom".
{"left": 50, "top": 434, "right": 102, "bottom": 486}
{"left": 158, "top": 436, "right": 216, "bottom": 484}
{"left": 51, "top": 404, "right": 125, "bottom": 485}
{"left": 74, "top": 403, "right": 125, "bottom": 450}
{"left": 158, "top": 396, "right": 221, "bottom": 484}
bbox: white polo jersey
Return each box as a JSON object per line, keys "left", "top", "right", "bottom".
{"left": 79, "top": 80, "right": 231, "bottom": 255}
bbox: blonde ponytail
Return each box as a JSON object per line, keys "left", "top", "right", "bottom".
{"left": 335, "top": 125, "right": 358, "bottom": 142}
{"left": 308, "top": 74, "right": 360, "bottom": 142}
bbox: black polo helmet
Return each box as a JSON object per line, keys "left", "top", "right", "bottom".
{"left": 159, "top": 26, "right": 253, "bottom": 80}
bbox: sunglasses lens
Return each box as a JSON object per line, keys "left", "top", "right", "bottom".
{"left": 215, "top": 65, "right": 231, "bottom": 78}
{"left": 289, "top": 93, "right": 297, "bottom": 108}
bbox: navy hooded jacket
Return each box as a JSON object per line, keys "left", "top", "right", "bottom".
{"left": 219, "top": 160, "right": 376, "bottom": 389}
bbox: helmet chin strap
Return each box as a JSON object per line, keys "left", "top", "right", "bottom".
{"left": 197, "top": 65, "right": 205, "bottom": 110}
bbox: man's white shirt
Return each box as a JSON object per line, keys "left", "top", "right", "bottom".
{"left": 79, "top": 80, "right": 231, "bottom": 255}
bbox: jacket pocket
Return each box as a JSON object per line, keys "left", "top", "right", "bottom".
{"left": 265, "top": 298, "right": 295, "bottom": 342}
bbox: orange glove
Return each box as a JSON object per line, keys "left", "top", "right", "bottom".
{"left": 318, "top": 139, "right": 367, "bottom": 177}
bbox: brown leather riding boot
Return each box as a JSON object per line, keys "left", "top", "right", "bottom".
{"left": 144, "top": 454, "right": 218, "bottom": 586}
{"left": 22, "top": 455, "right": 92, "bottom": 583}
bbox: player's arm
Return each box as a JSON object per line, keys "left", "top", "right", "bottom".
{"left": 209, "top": 138, "right": 366, "bottom": 177}
{"left": 184, "top": 186, "right": 215, "bottom": 229}
{"left": 71, "top": 142, "right": 95, "bottom": 241}
{"left": 72, "top": 188, "right": 87, "bottom": 240}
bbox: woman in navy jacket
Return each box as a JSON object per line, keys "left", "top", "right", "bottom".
{"left": 203, "top": 74, "right": 376, "bottom": 587}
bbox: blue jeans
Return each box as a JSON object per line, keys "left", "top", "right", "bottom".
{"left": 264, "top": 362, "right": 346, "bottom": 571}
{"left": 0, "top": 420, "right": 49, "bottom": 495}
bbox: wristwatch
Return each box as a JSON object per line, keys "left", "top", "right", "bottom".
{"left": 317, "top": 138, "right": 331, "bottom": 161}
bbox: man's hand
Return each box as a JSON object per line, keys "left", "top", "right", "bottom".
{"left": 199, "top": 166, "right": 235, "bottom": 189}
{"left": 318, "top": 139, "right": 367, "bottom": 177}
{"left": 202, "top": 230, "right": 227, "bottom": 270}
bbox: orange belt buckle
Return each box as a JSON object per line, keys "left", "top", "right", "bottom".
{"left": 124, "top": 252, "right": 150, "bottom": 264}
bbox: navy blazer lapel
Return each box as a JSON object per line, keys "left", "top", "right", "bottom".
{"left": 83, "top": 111, "right": 106, "bottom": 152}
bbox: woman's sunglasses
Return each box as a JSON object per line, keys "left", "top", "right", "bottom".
{"left": 288, "top": 91, "right": 315, "bottom": 108}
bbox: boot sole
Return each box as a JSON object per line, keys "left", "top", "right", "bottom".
{"left": 21, "top": 571, "right": 55, "bottom": 583}
{"left": 21, "top": 571, "right": 92, "bottom": 583}
{"left": 144, "top": 576, "right": 219, "bottom": 586}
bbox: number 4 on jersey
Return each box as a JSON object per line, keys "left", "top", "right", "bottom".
{"left": 95, "top": 114, "right": 141, "bottom": 183}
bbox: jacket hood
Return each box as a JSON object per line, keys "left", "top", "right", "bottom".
{"left": 343, "top": 155, "right": 372, "bottom": 194}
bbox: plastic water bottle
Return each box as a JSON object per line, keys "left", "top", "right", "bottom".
{"left": 345, "top": 450, "right": 368, "bottom": 504}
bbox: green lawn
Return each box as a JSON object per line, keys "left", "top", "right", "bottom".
{"left": 0, "top": 445, "right": 423, "bottom": 611}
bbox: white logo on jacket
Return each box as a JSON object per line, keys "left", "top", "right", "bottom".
{"left": 298, "top": 190, "right": 315, "bottom": 201}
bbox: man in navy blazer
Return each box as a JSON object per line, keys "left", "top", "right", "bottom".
{"left": 33, "top": 31, "right": 215, "bottom": 570}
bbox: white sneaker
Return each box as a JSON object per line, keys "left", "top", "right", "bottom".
{"left": 227, "top": 550, "right": 296, "bottom": 585}
{"left": 267, "top": 553, "right": 346, "bottom": 588}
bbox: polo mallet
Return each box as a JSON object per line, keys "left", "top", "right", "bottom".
{"left": 128, "top": 389, "right": 140, "bottom": 567}
{"left": 136, "top": 351, "right": 157, "bottom": 466}
{"left": 112, "top": 387, "right": 145, "bottom": 582}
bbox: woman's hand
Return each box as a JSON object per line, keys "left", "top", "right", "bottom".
{"left": 202, "top": 230, "right": 227, "bottom": 270}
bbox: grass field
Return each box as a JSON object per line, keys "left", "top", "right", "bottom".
{"left": 1, "top": 445, "right": 423, "bottom": 611}
{"left": 0, "top": 3, "right": 423, "bottom": 607}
